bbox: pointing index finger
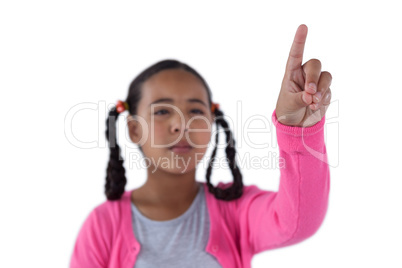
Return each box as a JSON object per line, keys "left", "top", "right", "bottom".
{"left": 285, "top": 24, "right": 308, "bottom": 73}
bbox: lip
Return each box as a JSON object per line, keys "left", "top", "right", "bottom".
{"left": 169, "top": 140, "right": 193, "bottom": 153}
{"left": 169, "top": 146, "right": 193, "bottom": 153}
{"left": 169, "top": 140, "right": 192, "bottom": 149}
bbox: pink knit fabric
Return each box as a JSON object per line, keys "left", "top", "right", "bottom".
{"left": 70, "top": 109, "right": 330, "bottom": 268}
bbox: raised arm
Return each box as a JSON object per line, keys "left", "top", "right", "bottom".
{"left": 238, "top": 24, "right": 332, "bottom": 255}
{"left": 240, "top": 109, "right": 330, "bottom": 254}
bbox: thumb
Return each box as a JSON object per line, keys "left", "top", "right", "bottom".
{"left": 294, "top": 91, "right": 313, "bottom": 107}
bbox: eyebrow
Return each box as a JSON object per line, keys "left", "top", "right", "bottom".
{"left": 149, "top": 98, "right": 207, "bottom": 107}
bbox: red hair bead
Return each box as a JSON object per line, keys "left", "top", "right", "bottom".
{"left": 211, "top": 102, "right": 220, "bottom": 113}
{"left": 116, "top": 100, "right": 128, "bottom": 114}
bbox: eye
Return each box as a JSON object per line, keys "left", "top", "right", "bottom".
{"left": 154, "top": 108, "right": 204, "bottom": 116}
{"left": 191, "top": 109, "right": 204, "bottom": 115}
{"left": 154, "top": 109, "right": 169, "bottom": 115}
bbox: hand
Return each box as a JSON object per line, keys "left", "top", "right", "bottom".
{"left": 275, "top": 24, "right": 332, "bottom": 127}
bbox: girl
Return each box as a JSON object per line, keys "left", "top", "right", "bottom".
{"left": 70, "top": 24, "right": 332, "bottom": 268}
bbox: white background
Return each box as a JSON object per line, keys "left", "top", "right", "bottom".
{"left": 1, "top": 0, "right": 401, "bottom": 267}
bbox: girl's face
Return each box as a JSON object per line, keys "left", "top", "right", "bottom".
{"left": 128, "top": 69, "right": 215, "bottom": 174}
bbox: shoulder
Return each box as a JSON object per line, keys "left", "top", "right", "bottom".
{"left": 202, "top": 181, "right": 275, "bottom": 234}
{"left": 71, "top": 192, "right": 133, "bottom": 266}
{"left": 87, "top": 190, "right": 133, "bottom": 230}
{"left": 203, "top": 181, "right": 273, "bottom": 207}
{"left": 217, "top": 181, "right": 270, "bottom": 196}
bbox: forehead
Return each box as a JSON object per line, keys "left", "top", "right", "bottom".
{"left": 140, "top": 69, "right": 209, "bottom": 105}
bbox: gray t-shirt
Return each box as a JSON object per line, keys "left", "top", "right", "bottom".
{"left": 131, "top": 182, "right": 222, "bottom": 268}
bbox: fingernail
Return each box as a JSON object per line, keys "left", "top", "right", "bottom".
{"left": 324, "top": 91, "right": 331, "bottom": 103}
{"left": 302, "top": 93, "right": 307, "bottom": 104}
{"left": 308, "top": 83, "right": 317, "bottom": 93}
{"left": 314, "top": 92, "right": 322, "bottom": 102}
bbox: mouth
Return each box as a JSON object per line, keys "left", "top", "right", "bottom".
{"left": 169, "top": 146, "right": 193, "bottom": 153}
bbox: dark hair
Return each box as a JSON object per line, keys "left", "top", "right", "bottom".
{"left": 105, "top": 59, "right": 243, "bottom": 201}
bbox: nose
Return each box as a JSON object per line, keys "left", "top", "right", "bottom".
{"left": 170, "top": 114, "right": 189, "bottom": 134}
{"left": 171, "top": 122, "right": 189, "bottom": 134}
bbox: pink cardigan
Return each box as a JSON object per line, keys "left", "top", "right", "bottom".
{"left": 70, "top": 110, "right": 330, "bottom": 268}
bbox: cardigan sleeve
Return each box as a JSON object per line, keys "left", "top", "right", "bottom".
{"left": 239, "top": 109, "right": 330, "bottom": 255}
{"left": 70, "top": 207, "right": 111, "bottom": 268}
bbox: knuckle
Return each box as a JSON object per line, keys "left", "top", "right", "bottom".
{"left": 304, "top": 59, "right": 322, "bottom": 79}
{"left": 318, "top": 72, "right": 332, "bottom": 90}
{"left": 309, "top": 58, "right": 322, "bottom": 66}
{"left": 322, "top": 71, "right": 332, "bottom": 80}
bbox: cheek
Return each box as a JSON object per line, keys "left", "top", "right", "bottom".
{"left": 189, "top": 121, "right": 213, "bottom": 148}
{"left": 150, "top": 124, "right": 169, "bottom": 144}
{"left": 152, "top": 123, "right": 167, "bottom": 134}
{"left": 138, "top": 120, "right": 167, "bottom": 148}
{"left": 189, "top": 117, "right": 213, "bottom": 131}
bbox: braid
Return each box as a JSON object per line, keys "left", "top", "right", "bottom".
{"left": 104, "top": 107, "right": 127, "bottom": 200}
{"left": 206, "top": 108, "right": 244, "bottom": 201}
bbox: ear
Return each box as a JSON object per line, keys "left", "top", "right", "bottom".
{"left": 127, "top": 115, "right": 142, "bottom": 144}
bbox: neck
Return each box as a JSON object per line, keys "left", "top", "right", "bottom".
{"left": 139, "top": 166, "right": 200, "bottom": 207}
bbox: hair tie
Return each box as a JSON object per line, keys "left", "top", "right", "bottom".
{"left": 116, "top": 100, "right": 129, "bottom": 114}
{"left": 211, "top": 102, "right": 220, "bottom": 113}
